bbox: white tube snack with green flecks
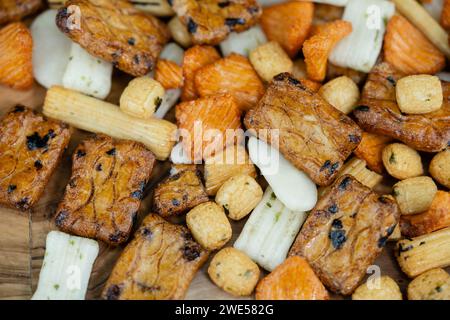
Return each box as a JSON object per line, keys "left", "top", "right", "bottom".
{"left": 32, "top": 231, "right": 99, "bottom": 300}
{"left": 220, "top": 25, "right": 267, "bottom": 57}
{"left": 31, "top": 9, "right": 72, "bottom": 89}
{"left": 62, "top": 43, "right": 113, "bottom": 99}
{"left": 329, "top": 0, "right": 395, "bottom": 73}
{"left": 248, "top": 136, "right": 317, "bottom": 212}
{"left": 234, "top": 186, "right": 307, "bottom": 271}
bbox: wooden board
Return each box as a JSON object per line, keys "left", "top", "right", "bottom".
{"left": 0, "top": 77, "right": 417, "bottom": 300}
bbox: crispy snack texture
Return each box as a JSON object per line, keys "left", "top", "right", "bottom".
{"left": 384, "top": 15, "right": 445, "bottom": 75}
{"left": 260, "top": 1, "right": 313, "bottom": 58}
{"left": 155, "top": 59, "right": 184, "bottom": 89}
{"left": 244, "top": 73, "right": 362, "bottom": 186}
{"left": 153, "top": 166, "right": 209, "bottom": 217}
{"left": 0, "top": 22, "right": 33, "bottom": 90}
{"left": 303, "top": 20, "right": 352, "bottom": 82}
{"left": 289, "top": 175, "right": 399, "bottom": 295}
{"left": 208, "top": 247, "right": 259, "bottom": 296}
{"left": 56, "top": 0, "right": 170, "bottom": 76}
{"left": 182, "top": 45, "right": 220, "bottom": 101}
{"left": 0, "top": 0, "right": 42, "bottom": 24}
{"left": 256, "top": 256, "right": 329, "bottom": 300}
{"left": 102, "top": 214, "right": 208, "bottom": 300}
{"left": 354, "top": 63, "right": 450, "bottom": 152}
{"left": 401, "top": 191, "right": 450, "bottom": 238}
{"left": 0, "top": 106, "right": 71, "bottom": 211}
{"left": 442, "top": 0, "right": 450, "bottom": 29}
{"left": 170, "top": 0, "right": 261, "bottom": 45}
{"left": 354, "top": 132, "right": 393, "bottom": 174}
{"left": 54, "top": 134, "right": 155, "bottom": 245}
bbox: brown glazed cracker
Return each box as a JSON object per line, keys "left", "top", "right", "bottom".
{"left": 0, "top": 0, "right": 42, "bottom": 25}
{"left": 54, "top": 134, "right": 155, "bottom": 245}
{"left": 354, "top": 62, "right": 450, "bottom": 152}
{"left": 102, "top": 214, "right": 208, "bottom": 300}
{"left": 56, "top": 0, "right": 170, "bottom": 76}
{"left": 0, "top": 106, "right": 71, "bottom": 211}
{"left": 289, "top": 175, "right": 399, "bottom": 295}
{"left": 244, "top": 73, "right": 362, "bottom": 186}
{"left": 170, "top": 0, "right": 261, "bottom": 45}
{"left": 153, "top": 166, "right": 209, "bottom": 217}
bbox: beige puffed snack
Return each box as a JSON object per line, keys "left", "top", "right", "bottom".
{"left": 186, "top": 202, "right": 232, "bottom": 250}
{"left": 382, "top": 143, "right": 423, "bottom": 180}
{"left": 208, "top": 247, "right": 260, "bottom": 296}
{"left": 168, "top": 16, "right": 192, "bottom": 48}
{"left": 352, "top": 276, "right": 402, "bottom": 300}
{"left": 215, "top": 174, "right": 263, "bottom": 221}
{"left": 407, "top": 268, "right": 450, "bottom": 300}
{"left": 429, "top": 149, "right": 450, "bottom": 188}
{"left": 249, "top": 41, "right": 293, "bottom": 82}
{"left": 120, "top": 77, "right": 165, "bottom": 119}
{"left": 291, "top": 59, "right": 307, "bottom": 80}
{"left": 396, "top": 75, "right": 443, "bottom": 114}
{"left": 319, "top": 76, "right": 360, "bottom": 114}
{"left": 393, "top": 176, "right": 437, "bottom": 215}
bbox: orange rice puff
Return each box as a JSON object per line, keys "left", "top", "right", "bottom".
{"left": 155, "top": 59, "right": 184, "bottom": 89}
{"left": 299, "top": 78, "right": 321, "bottom": 92}
{"left": 0, "top": 22, "right": 33, "bottom": 90}
{"left": 354, "top": 132, "right": 394, "bottom": 174}
{"left": 256, "top": 256, "right": 329, "bottom": 300}
{"left": 260, "top": 1, "right": 314, "bottom": 58}
{"left": 303, "top": 20, "right": 352, "bottom": 82}
{"left": 442, "top": 0, "right": 450, "bottom": 29}
{"left": 194, "top": 53, "right": 265, "bottom": 111}
{"left": 384, "top": 15, "right": 445, "bottom": 75}
{"left": 175, "top": 94, "right": 242, "bottom": 161}
{"left": 181, "top": 45, "right": 221, "bottom": 101}
{"left": 401, "top": 191, "right": 450, "bottom": 238}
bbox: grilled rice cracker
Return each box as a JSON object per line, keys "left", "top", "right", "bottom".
{"left": 0, "top": 106, "right": 71, "bottom": 211}
{"left": 244, "top": 73, "right": 362, "bottom": 186}
{"left": 289, "top": 175, "right": 399, "bottom": 295}
{"left": 102, "top": 213, "right": 208, "bottom": 300}
{"left": 0, "top": 0, "right": 42, "bottom": 24}
{"left": 0, "top": 22, "right": 33, "bottom": 90}
{"left": 153, "top": 166, "right": 209, "bottom": 217}
{"left": 54, "top": 134, "right": 155, "bottom": 245}
{"left": 56, "top": 0, "right": 170, "bottom": 76}
{"left": 354, "top": 62, "right": 450, "bottom": 153}
{"left": 170, "top": 0, "right": 261, "bottom": 45}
